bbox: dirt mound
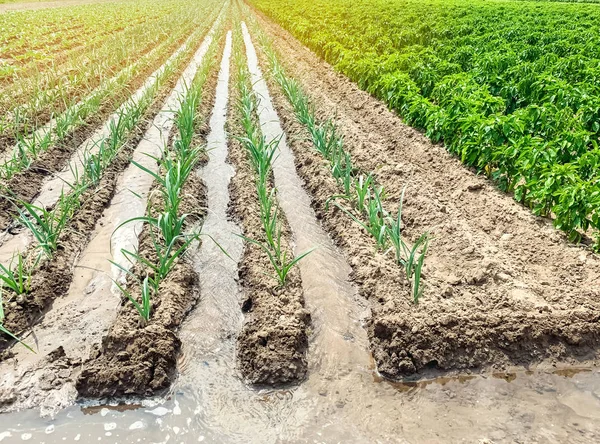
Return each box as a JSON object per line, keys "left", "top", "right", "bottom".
{"left": 77, "top": 266, "right": 197, "bottom": 397}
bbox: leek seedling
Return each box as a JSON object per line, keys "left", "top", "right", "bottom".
{"left": 333, "top": 199, "right": 387, "bottom": 249}
{"left": 386, "top": 186, "right": 407, "bottom": 265}
{"left": 236, "top": 134, "right": 280, "bottom": 185}
{"left": 240, "top": 233, "right": 313, "bottom": 287}
{"left": 112, "top": 272, "right": 153, "bottom": 324}
{"left": 0, "top": 253, "right": 35, "bottom": 295}
{"left": 17, "top": 191, "right": 80, "bottom": 256}
{"left": 116, "top": 211, "right": 191, "bottom": 248}
{"left": 355, "top": 173, "right": 373, "bottom": 213}
{"left": 257, "top": 187, "right": 279, "bottom": 249}
{"left": 118, "top": 232, "right": 196, "bottom": 286}
{"left": 402, "top": 233, "right": 430, "bottom": 304}
{"left": 365, "top": 186, "right": 389, "bottom": 249}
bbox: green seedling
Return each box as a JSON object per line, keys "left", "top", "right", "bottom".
{"left": 0, "top": 253, "right": 36, "bottom": 295}
{"left": 240, "top": 233, "right": 314, "bottom": 287}
{"left": 17, "top": 190, "right": 80, "bottom": 256}
{"left": 111, "top": 271, "right": 153, "bottom": 324}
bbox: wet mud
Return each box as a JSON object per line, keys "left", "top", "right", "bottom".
{"left": 76, "top": 24, "right": 223, "bottom": 399}
{"left": 1, "top": 5, "right": 600, "bottom": 444}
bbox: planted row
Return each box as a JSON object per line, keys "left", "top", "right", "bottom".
{"left": 112, "top": 27, "right": 223, "bottom": 323}
{"left": 254, "top": 24, "right": 429, "bottom": 302}
{"left": 0, "top": 29, "right": 206, "bottom": 349}
{"left": 234, "top": 26, "right": 310, "bottom": 288}
{"left": 0, "top": 7, "right": 219, "bottom": 181}
{"left": 0, "top": 0, "right": 221, "bottom": 145}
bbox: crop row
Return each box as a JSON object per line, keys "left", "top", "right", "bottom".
{"left": 244, "top": 16, "right": 429, "bottom": 302}
{"left": 113, "top": 24, "right": 222, "bottom": 324}
{"left": 234, "top": 27, "right": 310, "bottom": 287}
{"left": 230, "top": 15, "right": 310, "bottom": 384}
{"left": 0, "top": 14, "right": 222, "bottom": 349}
{"left": 250, "top": 0, "right": 600, "bottom": 247}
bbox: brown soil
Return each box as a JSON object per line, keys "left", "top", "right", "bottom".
{"left": 75, "top": 43, "right": 220, "bottom": 398}
{"left": 250, "top": 10, "right": 600, "bottom": 379}
{"left": 0, "top": 126, "right": 144, "bottom": 353}
{"left": 226, "top": 42, "right": 309, "bottom": 385}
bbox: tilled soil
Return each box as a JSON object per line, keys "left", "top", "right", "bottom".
{"left": 226, "top": 44, "right": 310, "bottom": 385}
{"left": 0, "top": 106, "right": 156, "bottom": 355}
{"left": 250, "top": 10, "right": 600, "bottom": 378}
{"left": 75, "top": 43, "right": 221, "bottom": 398}
{"left": 0, "top": 25, "right": 223, "bottom": 412}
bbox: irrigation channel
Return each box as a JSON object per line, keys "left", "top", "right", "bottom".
{"left": 0, "top": 16, "right": 600, "bottom": 444}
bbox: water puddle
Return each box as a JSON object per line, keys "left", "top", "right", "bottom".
{"left": 1, "top": 21, "right": 600, "bottom": 444}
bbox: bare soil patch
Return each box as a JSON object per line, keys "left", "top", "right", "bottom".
{"left": 252, "top": 9, "right": 600, "bottom": 378}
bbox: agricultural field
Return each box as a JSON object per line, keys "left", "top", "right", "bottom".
{"left": 252, "top": 0, "right": 600, "bottom": 247}
{"left": 0, "top": 0, "right": 598, "bottom": 442}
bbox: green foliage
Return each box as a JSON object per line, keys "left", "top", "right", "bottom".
{"left": 257, "top": 28, "right": 430, "bottom": 301}
{"left": 251, "top": 0, "right": 600, "bottom": 244}
{"left": 234, "top": 27, "right": 311, "bottom": 287}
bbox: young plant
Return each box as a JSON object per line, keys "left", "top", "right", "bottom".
{"left": 355, "top": 173, "right": 374, "bottom": 213}
{"left": 402, "top": 233, "right": 430, "bottom": 304}
{"left": 111, "top": 266, "right": 153, "bottom": 324}
{"left": 17, "top": 190, "right": 80, "bottom": 256}
{"left": 240, "top": 232, "right": 313, "bottom": 287}
{"left": 0, "top": 253, "right": 35, "bottom": 295}
{"left": 386, "top": 186, "right": 407, "bottom": 265}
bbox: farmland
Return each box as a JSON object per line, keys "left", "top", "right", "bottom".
{"left": 252, "top": 0, "right": 600, "bottom": 247}
{"left": 0, "top": 0, "right": 599, "bottom": 442}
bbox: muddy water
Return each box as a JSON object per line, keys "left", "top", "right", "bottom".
{"left": 0, "top": 29, "right": 201, "bottom": 265}
{"left": 2, "top": 22, "right": 600, "bottom": 444}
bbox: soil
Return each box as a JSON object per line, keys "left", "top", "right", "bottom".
{"left": 226, "top": 39, "right": 310, "bottom": 385}
{"left": 250, "top": 9, "right": 600, "bottom": 378}
{"left": 75, "top": 39, "right": 221, "bottom": 398}
{"left": 0, "top": 120, "right": 147, "bottom": 352}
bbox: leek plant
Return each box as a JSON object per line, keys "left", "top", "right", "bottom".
{"left": 110, "top": 29, "right": 225, "bottom": 322}
{"left": 242, "top": 233, "right": 314, "bottom": 286}
{"left": 258, "top": 29, "right": 432, "bottom": 303}
{"left": 0, "top": 253, "right": 35, "bottom": 295}
{"left": 17, "top": 190, "right": 81, "bottom": 257}
{"left": 234, "top": 28, "right": 311, "bottom": 287}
